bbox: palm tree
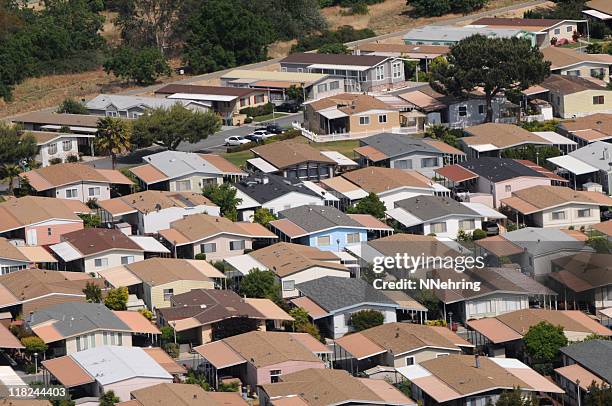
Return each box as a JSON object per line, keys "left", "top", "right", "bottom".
{"left": 96, "top": 117, "right": 132, "bottom": 169}
{"left": 2, "top": 163, "right": 22, "bottom": 195}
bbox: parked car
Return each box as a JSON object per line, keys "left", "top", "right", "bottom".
{"left": 224, "top": 136, "right": 250, "bottom": 146}
{"left": 265, "top": 123, "right": 284, "bottom": 134}
{"left": 482, "top": 221, "right": 499, "bottom": 236}
{"left": 246, "top": 130, "right": 273, "bottom": 142}
{"left": 277, "top": 101, "right": 300, "bottom": 113}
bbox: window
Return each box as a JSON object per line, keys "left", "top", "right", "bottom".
{"left": 297, "top": 68, "right": 304, "bottom": 73}
{"left": 255, "top": 94, "right": 265, "bottom": 104}
{"left": 478, "top": 105, "right": 485, "bottom": 115}
{"left": 48, "top": 143, "right": 57, "bottom": 155}
{"left": 317, "top": 83, "right": 328, "bottom": 93}
{"left": 239, "top": 97, "right": 248, "bottom": 107}
{"left": 421, "top": 157, "right": 438, "bottom": 168}
{"left": 65, "top": 188, "right": 78, "bottom": 198}
{"left": 375, "top": 65, "right": 385, "bottom": 81}
{"left": 121, "top": 256, "right": 134, "bottom": 265}
{"left": 175, "top": 180, "right": 191, "bottom": 191}
{"left": 94, "top": 258, "right": 109, "bottom": 268}
{"left": 554, "top": 28, "right": 560, "bottom": 35}
{"left": 591, "top": 68, "right": 605, "bottom": 78}
{"left": 317, "top": 235, "right": 331, "bottom": 246}
{"left": 551, "top": 210, "right": 566, "bottom": 220}
{"left": 282, "top": 280, "right": 295, "bottom": 291}
{"left": 47, "top": 227, "right": 52, "bottom": 236}
{"left": 567, "top": 26, "right": 573, "bottom": 32}
{"left": 106, "top": 111, "right": 118, "bottom": 117}
{"left": 395, "top": 159, "right": 412, "bottom": 169}
{"left": 281, "top": 67, "right": 287, "bottom": 72}
{"left": 76, "top": 334, "right": 95, "bottom": 352}
{"left": 270, "top": 369, "right": 282, "bottom": 383}
{"left": 163, "top": 288, "right": 174, "bottom": 301}
{"left": 62, "top": 140, "right": 72, "bottom": 151}
{"left": 359, "top": 116, "right": 370, "bottom": 125}
{"left": 347, "top": 232, "right": 360, "bottom": 244}
{"left": 405, "top": 356, "right": 415, "bottom": 366}
{"left": 329, "top": 81, "right": 340, "bottom": 90}
{"left": 459, "top": 219, "right": 475, "bottom": 230}
{"left": 505, "top": 185, "right": 511, "bottom": 193}
{"left": 436, "top": 353, "right": 449, "bottom": 358}
{"left": 88, "top": 187, "right": 100, "bottom": 196}
{"left": 577, "top": 208, "right": 591, "bottom": 218}
{"left": 200, "top": 243, "right": 216, "bottom": 253}
{"left": 229, "top": 240, "right": 245, "bottom": 251}
{"left": 458, "top": 106, "right": 467, "bottom": 117}
{"left": 567, "top": 70, "right": 581, "bottom": 77}
{"left": 392, "top": 61, "right": 402, "bottom": 79}
{"left": 593, "top": 95, "right": 605, "bottom": 105}
{"left": 378, "top": 114, "right": 387, "bottom": 124}
{"left": 430, "top": 222, "right": 447, "bottom": 234}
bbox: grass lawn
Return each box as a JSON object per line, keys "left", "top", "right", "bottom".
{"left": 253, "top": 112, "right": 290, "bottom": 123}
{"left": 222, "top": 136, "right": 360, "bottom": 169}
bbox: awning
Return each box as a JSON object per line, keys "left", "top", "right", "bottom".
{"left": 290, "top": 296, "right": 328, "bottom": 320}
{"left": 396, "top": 365, "right": 462, "bottom": 403}
{"left": 462, "top": 203, "right": 506, "bottom": 220}
{"left": 500, "top": 196, "right": 540, "bottom": 214}
{"left": 223, "top": 255, "right": 268, "bottom": 276}
{"left": 244, "top": 298, "right": 293, "bottom": 321}
{"left": 0, "top": 324, "right": 24, "bottom": 349}
{"left": 475, "top": 235, "right": 524, "bottom": 257}
{"left": 491, "top": 358, "right": 564, "bottom": 394}
{"left": 532, "top": 131, "right": 577, "bottom": 146}
{"left": 467, "top": 318, "right": 523, "bottom": 344}
{"left": 128, "top": 236, "right": 170, "bottom": 254}
{"left": 320, "top": 150, "right": 357, "bottom": 167}
{"left": 547, "top": 155, "right": 598, "bottom": 176}
{"left": 307, "top": 63, "right": 371, "bottom": 71}
{"left": 385, "top": 208, "right": 423, "bottom": 228}
{"left": 98, "top": 265, "right": 142, "bottom": 287}
{"left": 194, "top": 340, "right": 246, "bottom": 369}
{"left": 15, "top": 246, "right": 57, "bottom": 263}
{"left": 555, "top": 364, "right": 605, "bottom": 390}
{"left": 40, "top": 125, "right": 97, "bottom": 134}
{"left": 583, "top": 9, "right": 612, "bottom": 20}
{"left": 0, "top": 366, "right": 26, "bottom": 387}
{"left": 42, "top": 356, "right": 95, "bottom": 387}
{"left": 142, "top": 347, "right": 186, "bottom": 375}
{"left": 319, "top": 108, "right": 348, "bottom": 120}
{"left": 114, "top": 311, "right": 161, "bottom": 334}
{"left": 168, "top": 93, "right": 229, "bottom": 102}
{"left": 49, "top": 242, "right": 83, "bottom": 262}
{"left": 522, "top": 85, "right": 549, "bottom": 96}
{"left": 470, "top": 143, "right": 499, "bottom": 153}
{"left": 435, "top": 165, "right": 478, "bottom": 183}
{"left": 247, "top": 158, "right": 278, "bottom": 173}
{"left": 335, "top": 333, "right": 386, "bottom": 360}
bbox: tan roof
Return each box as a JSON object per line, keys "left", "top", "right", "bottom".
{"left": 560, "top": 113, "right": 612, "bottom": 139}
{"left": 335, "top": 332, "right": 386, "bottom": 360}
{"left": 382, "top": 290, "right": 427, "bottom": 311}
{"left": 423, "top": 139, "right": 465, "bottom": 156}
{"left": 587, "top": 0, "right": 612, "bottom": 15}
{"left": 495, "top": 309, "right": 612, "bottom": 336}
{"left": 368, "top": 233, "right": 460, "bottom": 259}
{"left": 29, "top": 131, "right": 84, "bottom": 145}
{"left": 141, "top": 349, "right": 187, "bottom": 375}
{"left": 308, "top": 93, "right": 395, "bottom": 114}
{"left": 12, "top": 111, "right": 101, "bottom": 127}
{"left": 357, "top": 377, "right": 417, "bottom": 405}
{"left": 0, "top": 323, "right": 24, "bottom": 349}
{"left": 251, "top": 140, "right": 335, "bottom": 169}
{"left": 160, "top": 214, "right": 277, "bottom": 245}
{"left": 542, "top": 47, "right": 612, "bottom": 70}
{"left": 114, "top": 311, "right": 161, "bottom": 334}
{"left": 123, "top": 257, "right": 220, "bottom": 286}
{"left": 463, "top": 123, "right": 550, "bottom": 149}
{"left": 199, "top": 154, "right": 242, "bottom": 174}
{"left": 398, "top": 90, "right": 446, "bottom": 111}
{"left": 0, "top": 196, "right": 85, "bottom": 232}
{"left": 15, "top": 246, "right": 57, "bottom": 263}
{"left": 555, "top": 364, "right": 605, "bottom": 390}
{"left": 353, "top": 145, "right": 388, "bottom": 161}
{"left": 244, "top": 298, "right": 293, "bottom": 321}
{"left": 474, "top": 235, "right": 525, "bottom": 257}
{"left": 0, "top": 269, "right": 101, "bottom": 303}
{"left": 287, "top": 332, "right": 330, "bottom": 354}
{"left": 466, "top": 318, "right": 523, "bottom": 344}
{"left": 194, "top": 340, "right": 246, "bottom": 369}
{"left": 357, "top": 43, "right": 449, "bottom": 56}
{"left": 129, "top": 164, "right": 167, "bottom": 184}
{"left": 250, "top": 242, "right": 348, "bottom": 277}
{"left": 0, "top": 238, "right": 28, "bottom": 262}
{"left": 41, "top": 356, "right": 94, "bottom": 387}
{"left": 97, "top": 265, "right": 142, "bottom": 287}
{"left": 341, "top": 166, "right": 433, "bottom": 193}
{"left": 130, "top": 383, "right": 248, "bottom": 406}
{"left": 347, "top": 213, "right": 392, "bottom": 230}
{"left": 541, "top": 74, "right": 607, "bottom": 95}
{"left": 290, "top": 296, "right": 329, "bottom": 319}
{"left": 20, "top": 163, "right": 131, "bottom": 191}
{"left": 501, "top": 185, "right": 612, "bottom": 213}
{"left": 320, "top": 176, "right": 363, "bottom": 194}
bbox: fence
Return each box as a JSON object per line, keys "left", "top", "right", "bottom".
{"left": 292, "top": 122, "right": 419, "bottom": 143}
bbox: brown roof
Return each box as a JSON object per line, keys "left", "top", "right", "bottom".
{"left": 0, "top": 323, "right": 24, "bottom": 349}
{"left": 353, "top": 145, "right": 388, "bottom": 162}
{"left": 308, "top": 93, "right": 394, "bottom": 114}
{"left": 463, "top": 123, "right": 550, "bottom": 149}
{"left": 199, "top": 153, "right": 242, "bottom": 174}
{"left": 98, "top": 190, "right": 216, "bottom": 216}
{"left": 251, "top": 140, "right": 335, "bottom": 169}
{"left": 434, "top": 165, "right": 479, "bottom": 183}
{"left": 501, "top": 185, "right": 612, "bottom": 213}
{"left": 541, "top": 74, "right": 607, "bottom": 95}
{"left": 29, "top": 131, "right": 88, "bottom": 145}
{"left": 550, "top": 252, "right": 612, "bottom": 291}
{"left": 194, "top": 340, "right": 246, "bottom": 369}
{"left": 369, "top": 233, "right": 460, "bottom": 259}
{"left": 41, "top": 356, "right": 95, "bottom": 387}
{"left": 0, "top": 196, "right": 86, "bottom": 232}
{"left": 348, "top": 213, "right": 393, "bottom": 230}
{"left": 61, "top": 228, "right": 142, "bottom": 256}
{"left": 587, "top": 0, "right": 612, "bottom": 15}
{"left": 130, "top": 383, "right": 248, "bottom": 406}
{"left": 466, "top": 318, "right": 524, "bottom": 344}
{"left": 21, "top": 163, "right": 131, "bottom": 191}
{"left": 155, "top": 84, "right": 258, "bottom": 97}
{"left": 496, "top": 308, "right": 612, "bottom": 336}
{"left": 141, "top": 349, "right": 187, "bottom": 375}
{"left": 12, "top": 111, "right": 101, "bottom": 128}
{"left": 555, "top": 364, "right": 605, "bottom": 391}
{"left": 471, "top": 17, "right": 564, "bottom": 29}
{"left": 423, "top": 139, "right": 465, "bottom": 156}
{"left": 123, "top": 257, "right": 218, "bottom": 286}
{"left": 542, "top": 47, "right": 612, "bottom": 70}
{"left": 0, "top": 269, "right": 101, "bottom": 303}
{"left": 474, "top": 235, "right": 525, "bottom": 257}
{"left": 341, "top": 166, "right": 433, "bottom": 193}
{"left": 159, "top": 214, "right": 277, "bottom": 245}
{"left": 281, "top": 52, "right": 387, "bottom": 66}
{"left": 244, "top": 298, "right": 294, "bottom": 321}
{"left": 0, "top": 238, "right": 28, "bottom": 262}
{"left": 290, "top": 296, "right": 328, "bottom": 319}
{"left": 560, "top": 113, "right": 612, "bottom": 139}
{"left": 357, "top": 43, "right": 449, "bottom": 56}
{"left": 129, "top": 164, "right": 167, "bottom": 184}
{"left": 250, "top": 242, "right": 348, "bottom": 277}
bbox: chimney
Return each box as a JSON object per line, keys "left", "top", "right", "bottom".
{"left": 262, "top": 176, "right": 269, "bottom": 184}
{"left": 475, "top": 354, "right": 480, "bottom": 368}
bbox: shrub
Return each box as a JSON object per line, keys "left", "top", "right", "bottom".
{"left": 350, "top": 309, "right": 384, "bottom": 331}
{"left": 66, "top": 154, "right": 80, "bottom": 163}
{"left": 472, "top": 229, "right": 487, "bottom": 241}
{"left": 138, "top": 308, "right": 153, "bottom": 321}
{"left": 49, "top": 158, "right": 63, "bottom": 165}
{"left": 194, "top": 253, "right": 207, "bottom": 260}
{"left": 239, "top": 102, "right": 274, "bottom": 117}
{"left": 163, "top": 342, "right": 179, "bottom": 358}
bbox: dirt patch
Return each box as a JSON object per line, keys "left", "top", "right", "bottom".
{"left": 101, "top": 11, "right": 122, "bottom": 46}
{"left": 268, "top": 39, "right": 298, "bottom": 59}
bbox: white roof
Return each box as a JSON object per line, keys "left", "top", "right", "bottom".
{"left": 224, "top": 254, "right": 268, "bottom": 276}
{"left": 396, "top": 364, "right": 432, "bottom": 380}
{"left": 168, "top": 93, "right": 235, "bottom": 102}
{"left": 319, "top": 108, "right": 348, "bottom": 120}
{"left": 308, "top": 63, "right": 372, "bottom": 72}
{"left": 49, "top": 241, "right": 83, "bottom": 262}
{"left": 600, "top": 307, "right": 612, "bottom": 318}
{"left": 532, "top": 131, "right": 577, "bottom": 146}
{"left": 547, "top": 155, "right": 599, "bottom": 175}
{"left": 462, "top": 203, "right": 507, "bottom": 220}
{"left": 386, "top": 207, "right": 423, "bottom": 228}
{"left": 71, "top": 346, "right": 172, "bottom": 385}
{"left": 490, "top": 357, "right": 529, "bottom": 369}
{"left": 36, "top": 127, "right": 96, "bottom": 137}
{"left": 583, "top": 9, "right": 612, "bottom": 20}
{"left": 471, "top": 143, "right": 499, "bottom": 152}
{"left": 431, "top": 182, "right": 450, "bottom": 193}
{"left": 128, "top": 236, "right": 170, "bottom": 254}
{"left": 320, "top": 150, "right": 357, "bottom": 167}
{"left": 331, "top": 250, "right": 359, "bottom": 262}
{"left": 343, "top": 188, "right": 370, "bottom": 200}
{"left": 302, "top": 181, "right": 340, "bottom": 201}
{"left": 87, "top": 94, "right": 188, "bottom": 110}
{"left": 247, "top": 157, "right": 278, "bottom": 173}
{"left": 0, "top": 366, "right": 26, "bottom": 386}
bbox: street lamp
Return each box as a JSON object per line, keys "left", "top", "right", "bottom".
{"left": 576, "top": 379, "right": 581, "bottom": 406}
{"left": 448, "top": 312, "right": 453, "bottom": 330}
{"left": 33, "top": 352, "right": 38, "bottom": 376}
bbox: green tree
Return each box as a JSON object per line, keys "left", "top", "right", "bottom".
{"left": 407, "top": 0, "right": 451, "bottom": 17}
{"left": 1, "top": 163, "right": 21, "bottom": 195}
{"left": 132, "top": 104, "right": 221, "bottom": 150}
{"left": 57, "top": 98, "right": 89, "bottom": 114}
{"left": 318, "top": 42, "right": 350, "bottom": 54}
{"left": 495, "top": 387, "right": 539, "bottom": 406}
{"left": 202, "top": 183, "right": 242, "bottom": 221}
{"left": 253, "top": 208, "right": 277, "bottom": 226}
{"left": 183, "top": 0, "right": 274, "bottom": 73}
{"left": 239, "top": 268, "right": 281, "bottom": 303}
{"left": 292, "top": 25, "right": 375, "bottom": 53}
{"left": 585, "top": 382, "right": 612, "bottom": 406}
{"left": 472, "top": 229, "right": 487, "bottom": 241}
{"left": 286, "top": 85, "right": 305, "bottom": 105}
{"left": 350, "top": 309, "right": 384, "bottom": 331}
{"left": 415, "top": 289, "right": 441, "bottom": 319}
{"left": 523, "top": 321, "right": 568, "bottom": 374}
{"left": 83, "top": 282, "right": 102, "bottom": 303}
{"left": 347, "top": 192, "right": 386, "bottom": 219}
{"left": 78, "top": 213, "right": 101, "bottom": 228}
{"left": 104, "top": 46, "right": 171, "bottom": 85}
{"left": 104, "top": 287, "right": 129, "bottom": 310}
{"left": 429, "top": 35, "right": 550, "bottom": 122}
{"left": 0, "top": 123, "right": 37, "bottom": 166}
{"left": 21, "top": 336, "right": 48, "bottom": 355}
{"left": 96, "top": 117, "right": 132, "bottom": 169}
{"left": 99, "top": 390, "right": 120, "bottom": 406}
{"left": 288, "top": 307, "right": 321, "bottom": 341}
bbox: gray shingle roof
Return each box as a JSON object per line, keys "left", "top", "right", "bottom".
{"left": 278, "top": 205, "right": 362, "bottom": 232}
{"left": 560, "top": 340, "right": 612, "bottom": 383}
{"left": 143, "top": 150, "right": 225, "bottom": 179}
{"left": 30, "top": 302, "right": 130, "bottom": 337}
{"left": 394, "top": 195, "right": 480, "bottom": 221}
{"left": 458, "top": 158, "right": 545, "bottom": 182}
{"left": 235, "top": 175, "right": 320, "bottom": 204}
{"left": 360, "top": 133, "right": 441, "bottom": 159}
{"left": 569, "top": 141, "right": 612, "bottom": 172}
{"left": 296, "top": 276, "right": 397, "bottom": 312}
